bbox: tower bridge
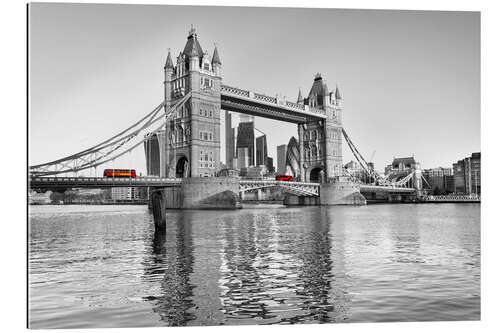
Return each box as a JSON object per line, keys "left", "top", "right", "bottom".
{"left": 29, "top": 27, "right": 423, "bottom": 229}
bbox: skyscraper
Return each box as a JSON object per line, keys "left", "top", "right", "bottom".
{"left": 225, "top": 111, "right": 234, "bottom": 168}
{"left": 225, "top": 112, "right": 255, "bottom": 169}
{"left": 277, "top": 144, "right": 287, "bottom": 174}
{"left": 256, "top": 135, "right": 268, "bottom": 166}
{"left": 237, "top": 147, "right": 249, "bottom": 169}
{"left": 266, "top": 156, "right": 274, "bottom": 173}
{"left": 236, "top": 121, "right": 255, "bottom": 166}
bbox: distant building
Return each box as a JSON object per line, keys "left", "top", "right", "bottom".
{"left": 29, "top": 190, "right": 52, "bottom": 204}
{"left": 266, "top": 156, "right": 274, "bottom": 173}
{"left": 111, "top": 187, "right": 147, "bottom": 201}
{"left": 237, "top": 147, "right": 249, "bottom": 170}
{"left": 286, "top": 137, "right": 300, "bottom": 178}
{"left": 344, "top": 160, "right": 364, "bottom": 179}
{"left": 444, "top": 175, "right": 455, "bottom": 193}
{"left": 256, "top": 135, "right": 268, "bottom": 166}
{"left": 453, "top": 152, "right": 481, "bottom": 195}
{"left": 277, "top": 144, "right": 287, "bottom": 174}
{"left": 386, "top": 156, "right": 419, "bottom": 174}
{"left": 246, "top": 165, "right": 268, "bottom": 178}
{"left": 422, "top": 167, "right": 453, "bottom": 194}
{"left": 236, "top": 122, "right": 255, "bottom": 166}
{"left": 224, "top": 112, "right": 239, "bottom": 169}
{"left": 225, "top": 111, "right": 234, "bottom": 168}
{"left": 144, "top": 132, "right": 165, "bottom": 177}
{"left": 217, "top": 168, "right": 239, "bottom": 177}
{"left": 384, "top": 156, "right": 420, "bottom": 183}
{"left": 239, "top": 114, "right": 254, "bottom": 123}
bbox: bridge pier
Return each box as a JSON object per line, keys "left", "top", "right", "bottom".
{"left": 150, "top": 177, "right": 241, "bottom": 230}
{"left": 151, "top": 189, "right": 167, "bottom": 229}
{"left": 282, "top": 180, "right": 366, "bottom": 206}
{"left": 180, "top": 177, "right": 242, "bottom": 209}
{"left": 283, "top": 194, "right": 320, "bottom": 206}
{"left": 319, "top": 180, "right": 366, "bottom": 205}
{"left": 257, "top": 189, "right": 263, "bottom": 201}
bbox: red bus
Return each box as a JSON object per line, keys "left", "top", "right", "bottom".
{"left": 103, "top": 169, "right": 137, "bottom": 178}
{"left": 275, "top": 174, "right": 293, "bottom": 181}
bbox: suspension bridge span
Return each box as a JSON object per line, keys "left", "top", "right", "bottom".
{"left": 29, "top": 27, "right": 423, "bottom": 229}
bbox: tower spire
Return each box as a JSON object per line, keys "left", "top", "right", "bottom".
{"left": 297, "top": 88, "right": 303, "bottom": 104}
{"left": 335, "top": 84, "right": 342, "bottom": 100}
{"left": 164, "top": 48, "right": 174, "bottom": 70}
{"left": 212, "top": 44, "right": 222, "bottom": 66}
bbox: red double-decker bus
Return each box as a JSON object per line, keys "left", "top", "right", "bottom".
{"left": 103, "top": 169, "right": 136, "bottom": 178}
{"left": 275, "top": 174, "right": 293, "bottom": 181}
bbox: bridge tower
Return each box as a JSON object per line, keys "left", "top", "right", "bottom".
{"left": 163, "top": 27, "right": 222, "bottom": 178}
{"left": 299, "top": 74, "right": 343, "bottom": 182}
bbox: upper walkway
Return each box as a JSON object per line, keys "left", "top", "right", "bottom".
{"left": 220, "top": 84, "right": 327, "bottom": 123}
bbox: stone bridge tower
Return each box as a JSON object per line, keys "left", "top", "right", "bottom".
{"left": 163, "top": 27, "right": 222, "bottom": 178}
{"left": 298, "top": 73, "right": 343, "bottom": 182}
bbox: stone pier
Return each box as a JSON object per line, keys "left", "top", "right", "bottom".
{"left": 320, "top": 181, "right": 366, "bottom": 205}
{"left": 151, "top": 177, "right": 242, "bottom": 229}
{"left": 283, "top": 180, "right": 366, "bottom": 206}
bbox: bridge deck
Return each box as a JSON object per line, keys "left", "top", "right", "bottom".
{"left": 221, "top": 85, "right": 326, "bottom": 123}
{"left": 30, "top": 177, "right": 417, "bottom": 195}
{"left": 360, "top": 185, "right": 416, "bottom": 194}
{"left": 29, "top": 177, "right": 182, "bottom": 188}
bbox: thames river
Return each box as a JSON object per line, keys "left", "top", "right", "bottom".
{"left": 28, "top": 203, "right": 480, "bottom": 328}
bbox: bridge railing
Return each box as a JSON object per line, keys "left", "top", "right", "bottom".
{"left": 254, "top": 93, "right": 277, "bottom": 104}
{"left": 220, "top": 85, "right": 250, "bottom": 98}
{"left": 422, "top": 194, "right": 480, "bottom": 201}
{"left": 285, "top": 100, "right": 306, "bottom": 111}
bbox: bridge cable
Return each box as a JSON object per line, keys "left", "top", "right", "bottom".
{"left": 30, "top": 93, "right": 191, "bottom": 176}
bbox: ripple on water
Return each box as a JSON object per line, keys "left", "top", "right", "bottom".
{"left": 29, "top": 204, "right": 480, "bottom": 328}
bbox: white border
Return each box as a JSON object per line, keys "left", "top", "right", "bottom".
{"left": 2, "top": 0, "right": 498, "bottom": 332}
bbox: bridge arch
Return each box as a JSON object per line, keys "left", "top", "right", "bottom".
{"left": 175, "top": 155, "right": 190, "bottom": 178}
{"left": 309, "top": 167, "right": 324, "bottom": 183}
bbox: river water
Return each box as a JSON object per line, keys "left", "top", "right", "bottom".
{"left": 28, "top": 204, "right": 480, "bottom": 328}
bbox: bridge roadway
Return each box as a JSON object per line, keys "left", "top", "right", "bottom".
{"left": 29, "top": 176, "right": 416, "bottom": 195}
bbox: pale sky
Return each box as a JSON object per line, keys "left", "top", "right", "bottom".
{"left": 29, "top": 3, "right": 480, "bottom": 175}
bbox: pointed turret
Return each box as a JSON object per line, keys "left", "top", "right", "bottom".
{"left": 211, "top": 44, "right": 222, "bottom": 76}
{"left": 211, "top": 45, "right": 221, "bottom": 66}
{"left": 335, "top": 85, "right": 342, "bottom": 100}
{"left": 297, "top": 88, "right": 304, "bottom": 104}
{"left": 164, "top": 49, "right": 174, "bottom": 70}
{"left": 183, "top": 26, "right": 204, "bottom": 59}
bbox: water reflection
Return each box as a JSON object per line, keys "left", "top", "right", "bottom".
{"left": 29, "top": 204, "right": 480, "bottom": 328}
{"left": 216, "top": 208, "right": 352, "bottom": 324}
{"left": 219, "top": 213, "right": 275, "bottom": 323}
{"left": 144, "top": 214, "right": 196, "bottom": 326}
